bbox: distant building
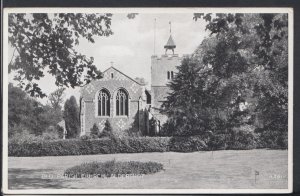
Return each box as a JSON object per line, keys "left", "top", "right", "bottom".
{"left": 80, "top": 31, "right": 183, "bottom": 136}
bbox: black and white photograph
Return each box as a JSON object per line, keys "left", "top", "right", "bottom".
{"left": 2, "top": 8, "right": 293, "bottom": 194}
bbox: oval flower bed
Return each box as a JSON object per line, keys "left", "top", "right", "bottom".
{"left": 64, "top": 160, "right": 164, "bottom": 178}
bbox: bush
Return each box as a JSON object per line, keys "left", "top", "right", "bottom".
{"left": 169, "top": 135, "right": 208, "bottom": 152}
{"left": 42, "top": 126, "right": 60, "bottom": 140}
{"left": 207, "top": 133, "right": 227, "bottom": 150}
{"left": 226, "top": 130, "right": 257, "bottom": 150}
{"left": 64, "top": 160, "right": 164, "bottom": 178}
{"left": 99, "top": 120, "right": 114, "bottom": 138}
{"left": 8, "top": 131, "right": 272, "bottom": 157}
{"left": 257, "top": 130, "right": 288, "bottom": 149}
{"left": 8, "top": 137, "right": 171, "bottom": 157}
{"left": 90, "top": 123, "right": 100, "bottom": 139}
{"left": 80, "top": 135, "right": 92, "bottom": 140}
{"left": 9, "top": 130, "right": 42, "bottom": 144}
{"left": 207, "top": 130, "right": 258, "bottom": 150}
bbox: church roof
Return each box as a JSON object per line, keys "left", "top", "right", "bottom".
{"left": 164, "top": 35, "right": 176, "bottom": 49}
{"left": 102, "top": 66, "right": 142, "bottom": 85}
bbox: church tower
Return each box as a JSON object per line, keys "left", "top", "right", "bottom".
{"left": 150, "top": 22, "right": 183, "bottom": 125}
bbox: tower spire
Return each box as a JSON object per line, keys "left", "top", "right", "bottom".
{"left": 164, "top": 21, "right": 176, "bottom": 54}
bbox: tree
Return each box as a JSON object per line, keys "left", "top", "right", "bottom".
{"left": 162, "top": 13, "right": 288, "bottom": 145}
{"left": 162, "top": 57, "right": 207, "bottom": 136}
{"left": 90, "top": 123, "right": 100, "bottom": 139}
{"left": 8, "top": 83, "right": 63, "bottom": 137}
{"left": 99, "top": 119, "right": 113, "bottom": 138}
{"left": 8, "top": 13, "right": 113, "bottom": 97}
{"left": 63, "top": 96, "right": 80, "bottom": 138}
{"left": 48, "top": 88, "right": 65, "bottom": 110}
{"left": 8, "top": 13, "right": 138, "bottom": 98}
{"left": 193, "top": 13, "right": 288, "bottom": 147}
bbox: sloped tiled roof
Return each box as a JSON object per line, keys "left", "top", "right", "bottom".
{"left": 164, "top": 35, "right": 176, "bottom": 49}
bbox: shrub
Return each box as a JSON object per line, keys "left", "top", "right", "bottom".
{"left": 160, "top": 119, "right": 177, "bottom": 136}
{"left": 90, "top": 123, "right": 100, "bottom": 139}
{"left": 207, "top": 130, "right": 258, "bottom": 150}
{"left": 9, "top": 129, "right": 42, "bottom": 144}
{"left": 125, "top": 137, "right": 170, "bottom": 152}
{"left": 42, "top": 126, "right": 61, "bottom": 140}
{"left": 41, "top": 132, "right": 59, "bottom": 140}
{"left": 226, "top": 130, "right": 257, "bottom": 150}
{"left": 258, "top": 130, "right": 288, "bottom": 149}
{"left": 207, "top": 133, "right": 227, "bottom": 150}
{"left": 80, "top": 135, "right": 91, "bottom": 140}
{"left": 99, "top": 120, "right": 114, "bottom": 138}
{"left": 64, "top": 160, "right": 164, "bottom": 178}
{"left": 8, "top": 136, "right": 171, "bottom": 157}
{"left": 8, "top": 131, "right": 273, "bottom": 157}
{"left": 169, "top": 135, "right": 208, "bottom": 152}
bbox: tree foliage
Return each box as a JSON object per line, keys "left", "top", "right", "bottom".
{"left": 63, "top": 96, "right": 80, "bottom": 138}
{"left": 8, "top": 83, "right": 63, "bottom": 137}
{"left": 8, "top": 13, "right": 113, "bottom": 97}
{"left": 162, "top": 13, "right": 288, "bottom": 147}
{"left": 48, "top": 87, "right": 65, "bottom": 110}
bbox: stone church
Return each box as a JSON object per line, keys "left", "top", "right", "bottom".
{"left": 80, "top": 32, "right": 184, "bottom": 136}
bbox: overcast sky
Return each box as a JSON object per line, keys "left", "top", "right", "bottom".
{"left": 9, "top": 13, "right": 208, "bottom": 105}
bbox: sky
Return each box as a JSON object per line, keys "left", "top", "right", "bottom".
{"left": 8, "top": 13, "right": 209, "bottom": 105}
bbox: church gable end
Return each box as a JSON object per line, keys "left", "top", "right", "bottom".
{"left": 80, "top": 66, "right": 148, "bottom": 137}
{"left": 80, "top": 67, "right": 143, "bottom": 101}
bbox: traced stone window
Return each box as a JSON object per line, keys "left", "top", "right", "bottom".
{"left": 116, "top": 89, "right": 129, "bottom": 116}
{"left": 98, "top": 89, "right": 110, "bottom": 116}
{"left": 167, "top": 71, "right": 170, "bottom": 79}
{"left": 171, "top": 71, "right": 174, "bottom": 79}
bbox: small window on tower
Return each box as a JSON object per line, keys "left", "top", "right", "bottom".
{"left": 167, "top": 71, "right": 170, "bottom": 79}
{"left": 171, "top": 71, "right": 174, "bottom": 79}
{"left": 111, "top": 73, "right": 114, "bottom": 79}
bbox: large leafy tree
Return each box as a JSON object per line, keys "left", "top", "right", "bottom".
{"left": 162, "top": 13, "right": 288, "bottom": 146}
{"left": 8, "top": 13, "right": 113, "bottom": 97}
{"left": 8, "top": 13, "right": 138, "bottom": 98}
{"left": 198, "top": 13, "right": 288, "bottom": 147}
{"left": 8, "top": 83, "right": 62, "bottom": 137}
{"left": 63, "top": 96, "right": 80, "bottom": 138}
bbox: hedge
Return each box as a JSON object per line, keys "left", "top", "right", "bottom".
{"left": 8, "top": 131, "right": 261, "bottom": 157}
{"left": 8, "top": 137, "right": 171, "bottom": 157}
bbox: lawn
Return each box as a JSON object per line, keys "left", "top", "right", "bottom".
{"left": 8, "top": 149, "right": 288, "bottom": 189}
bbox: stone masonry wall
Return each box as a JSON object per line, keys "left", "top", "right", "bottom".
{"left": 151, "top": 54, "right": 182, "bottom": 125}
{"left": 80, "top": 67, "right": 147, "bottom": 136}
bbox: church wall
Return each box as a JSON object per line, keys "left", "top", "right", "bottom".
{"left": 83, "top": 100, "right": 147, "bottom": 137}
{"left": 80, "top": 67, "right": 148, "bottom": 137}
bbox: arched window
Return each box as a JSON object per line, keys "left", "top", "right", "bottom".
{"left": 167, "top": 71, "right": 170, "bottom": 79}
{"left": 171, "top": 71, "right": 174, "bottom": 79}
{"left": 111, "top": 73, "right": 114, "bottom": 79}
{"left": 98, "top": 89, "right": 110, "bottom": 116}
{"left": 116, "top": 89, "right": 128, "bottom": 116}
